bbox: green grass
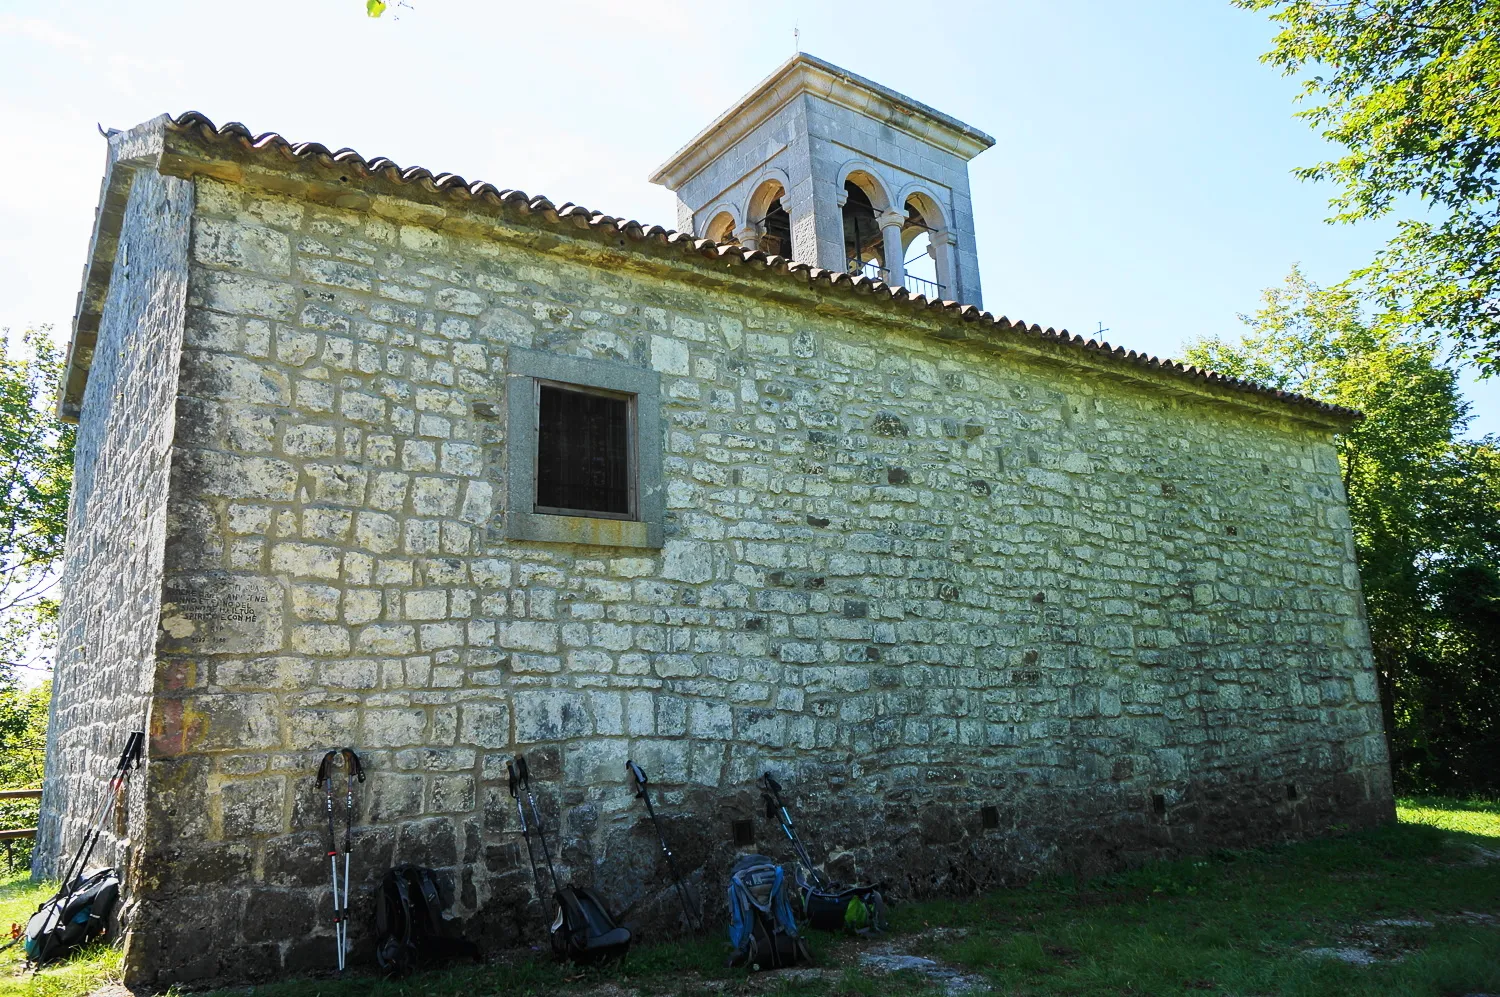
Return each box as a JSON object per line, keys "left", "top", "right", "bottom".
{"left": 3, "top": 796, "right": 1498, "bottom": 997}
{"left": 1396, "top": 794, "right": 1500, "bottom": 839}
{"left": 907, "top": 795, "right": 1500, "bottom": 996}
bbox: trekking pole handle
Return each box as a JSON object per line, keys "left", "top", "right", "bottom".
{"left": 317, "top": 749, "right": 340, "bottom": 787}
{"left": 516, "top": 754, "right": 530, "bottom": 789}
{"left": 116, "top": 730, "right": 145, "bottom": 773}
{"left": 506, "top": 760, "right": 531, "bottom": 834}
{"left": 338, "top": 749, "right": 361, "bottom": 856}
{"left": 626, "top": 760, "right": 647, "bottom": 795}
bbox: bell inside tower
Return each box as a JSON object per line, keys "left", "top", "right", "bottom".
{"left": 760, "top": 196, "right": 791, "bottom": 257}
{"left": 842, "top": 181, "right": 884, "bottom": 278}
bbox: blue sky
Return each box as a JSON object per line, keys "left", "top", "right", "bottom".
{"left": 1, "top": 0, "right": 1493, "bottom": 435}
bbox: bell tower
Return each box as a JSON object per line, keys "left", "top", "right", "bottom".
{"left": 649, "top": 54, "right": 994, "bottom": 307}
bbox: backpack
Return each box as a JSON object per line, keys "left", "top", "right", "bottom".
{"left": 758, "top": 772, "right": 889, "bottom": 937}
{"left": 21, "top": 868, "right": 120, "bottom": 966}
{"left": 726, "top": 855, "right": 809, "bottom": 970}
{"left": 373, "top": 865, "right": 477, "bottom": 977}
{"left": 799, "top": 882, "right": 888, "bottom": 933}
{"left": 549, "top": 886, "right": 631, "bottom": 964}
{"left": 508, "top": 755, "right": 630, "bottom": 965}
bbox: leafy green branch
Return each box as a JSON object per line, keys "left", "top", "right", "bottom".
{"left": 1239, "top": 0, "right": 1500, "bottom": 372}
{"left": 0, "top": 327, "right": 73, "bottom": 686}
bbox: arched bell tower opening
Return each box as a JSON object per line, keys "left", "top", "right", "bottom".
{"left": 842, "top": 177, "right": 887, "bottom": 279}
{"left": 704, "top": 210, "right": 739, "bottom": 246}
{"left": 903, "top": 228, "right": 935, "bottom": 292}
{"left": 743, "top": 178, "right": 792, "bottom": 257}
{"left": 761, "top": 197, "right": 791, "bottom": 257}
{"left": 651, "top": 53, "right": 994, "bottom": 306}
{"left": 899, "top": 191, "right": 951, "bottom": 299}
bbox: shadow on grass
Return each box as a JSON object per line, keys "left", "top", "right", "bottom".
{"left": 5, "top": 803, "right": 1500, "bottom": 997}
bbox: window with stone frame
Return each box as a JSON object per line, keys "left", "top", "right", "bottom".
{"left": 505, "top": 348, "right": 663, "bottom": 549}
{"left": 534, "top": 381, "right": 635, "bottom": 519}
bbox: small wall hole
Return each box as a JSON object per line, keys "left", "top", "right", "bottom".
{"left": 980, "top": 805, "right": 1000, "bottom": 829}
{"left": 1152, "top": 793, "right": 1167, "bottom": 815}
{"left": 731, "top": 819, "right": 755, "bottom": 847}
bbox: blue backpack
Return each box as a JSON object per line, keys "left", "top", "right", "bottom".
{"left": 726, "top": 855, "right": 809, "bottom": 970}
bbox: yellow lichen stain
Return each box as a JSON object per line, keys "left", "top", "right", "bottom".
{"left": 371, "top": 194, "right": 447, "bottom": 225}
{"left": 537, "top": 515, "right": 648, "bottom": 548}
{"left": 180, "top": 158, "right": 244, "bottom": 184}
{"left": 176, "top": 702, "right": 209, "bottom": 753}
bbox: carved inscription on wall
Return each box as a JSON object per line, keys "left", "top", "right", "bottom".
{"left": 159, "top": 575, "right": 283, "bottom": 654}
{"left": 177, "top": 591, "right": 267, "bottom": 625}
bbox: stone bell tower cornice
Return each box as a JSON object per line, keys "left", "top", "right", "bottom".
{"left": 649, "top": 53, "right": 995, "bottom": 190}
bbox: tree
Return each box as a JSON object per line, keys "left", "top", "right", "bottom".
{"left": 0, "top": 680, "right": 49, "bottom": 869}
{"left": 1186, "top": 269, "right": 1500, "bottom": 792}
{"left": 1237, "top": 0, "right": 1500, "bottom": 373}
{"left": 0, "top": 681, "right": 47, "bottom": 789}
{"left": 0, "top": 327, "right": 74, "bottom": 685}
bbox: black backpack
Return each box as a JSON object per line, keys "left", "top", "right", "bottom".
{"left": 549, "top": 886, "right": 631, "bottom": 964}
{"left": 21, "top": 868, "right": 120, "bottom": 966}
{"left": 6, "top": 732, "right": 144, "bottom": 968}
{"left": 800, "top": 883, "right": 888, "bottom": 933}
{"left": 508, "top": 756, "right": 630, "bottom": 965}
{"left": 759, "top": 772, "right": 888, "bottom": 936}
{"left": 373, "top": 865, "right": 477, "bottom": 977}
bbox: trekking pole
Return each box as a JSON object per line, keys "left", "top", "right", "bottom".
{"left": 508, "top": 759, "right": 545, "bottom": 899}
{"left": 56, "top": 730, "right": 145, "bottom": 893}
{"left": 318, "top": 748, "right": 363, "bottom": 971}
{"left": 340, "top": 749, "right": 363, "bottom": 969}
{"left": 626, "top": 760, "right": 701, "bottom": 930}
{"left": 761, "top": 773, "right": 826, "bottom": 890}
{"left": 317, "top": 750, "right": 342, "bottom": 970}
{"left": 516, "top": 756, "right": 563, "bottom": 895}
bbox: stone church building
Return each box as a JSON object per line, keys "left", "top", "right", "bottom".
{"left": 37, "top": 55, "right": 1391, "bottom": 986}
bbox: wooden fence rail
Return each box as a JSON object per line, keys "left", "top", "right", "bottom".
{"left": 2, "top": 788, "right": 42, "bottom": 868}
{"left": 0, "top": 788, "right": 42, "bottom": 801}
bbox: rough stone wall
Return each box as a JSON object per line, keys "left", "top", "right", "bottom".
{"left": 125, "top": 172, "right": 1389, "bottom": 985}
{"left": 35, "top": 167, "right": 193, "bottom": 883}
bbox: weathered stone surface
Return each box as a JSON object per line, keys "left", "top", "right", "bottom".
{"left": 159, "top": 574, "right": 284, "bottom": 654}
{"left": 35, "top": 166, "right": 194, "bottom": 903}
{"left": 40, "top": 147, "right": 1391, "bottom": 990}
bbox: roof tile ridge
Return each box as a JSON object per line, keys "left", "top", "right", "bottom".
{"left": 159, "top": 110, "right": 1362, "bottom": 421}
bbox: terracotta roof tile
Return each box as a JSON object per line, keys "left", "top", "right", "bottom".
{"left": 165, "top": 111, "right": 1361, "bottom": 424}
